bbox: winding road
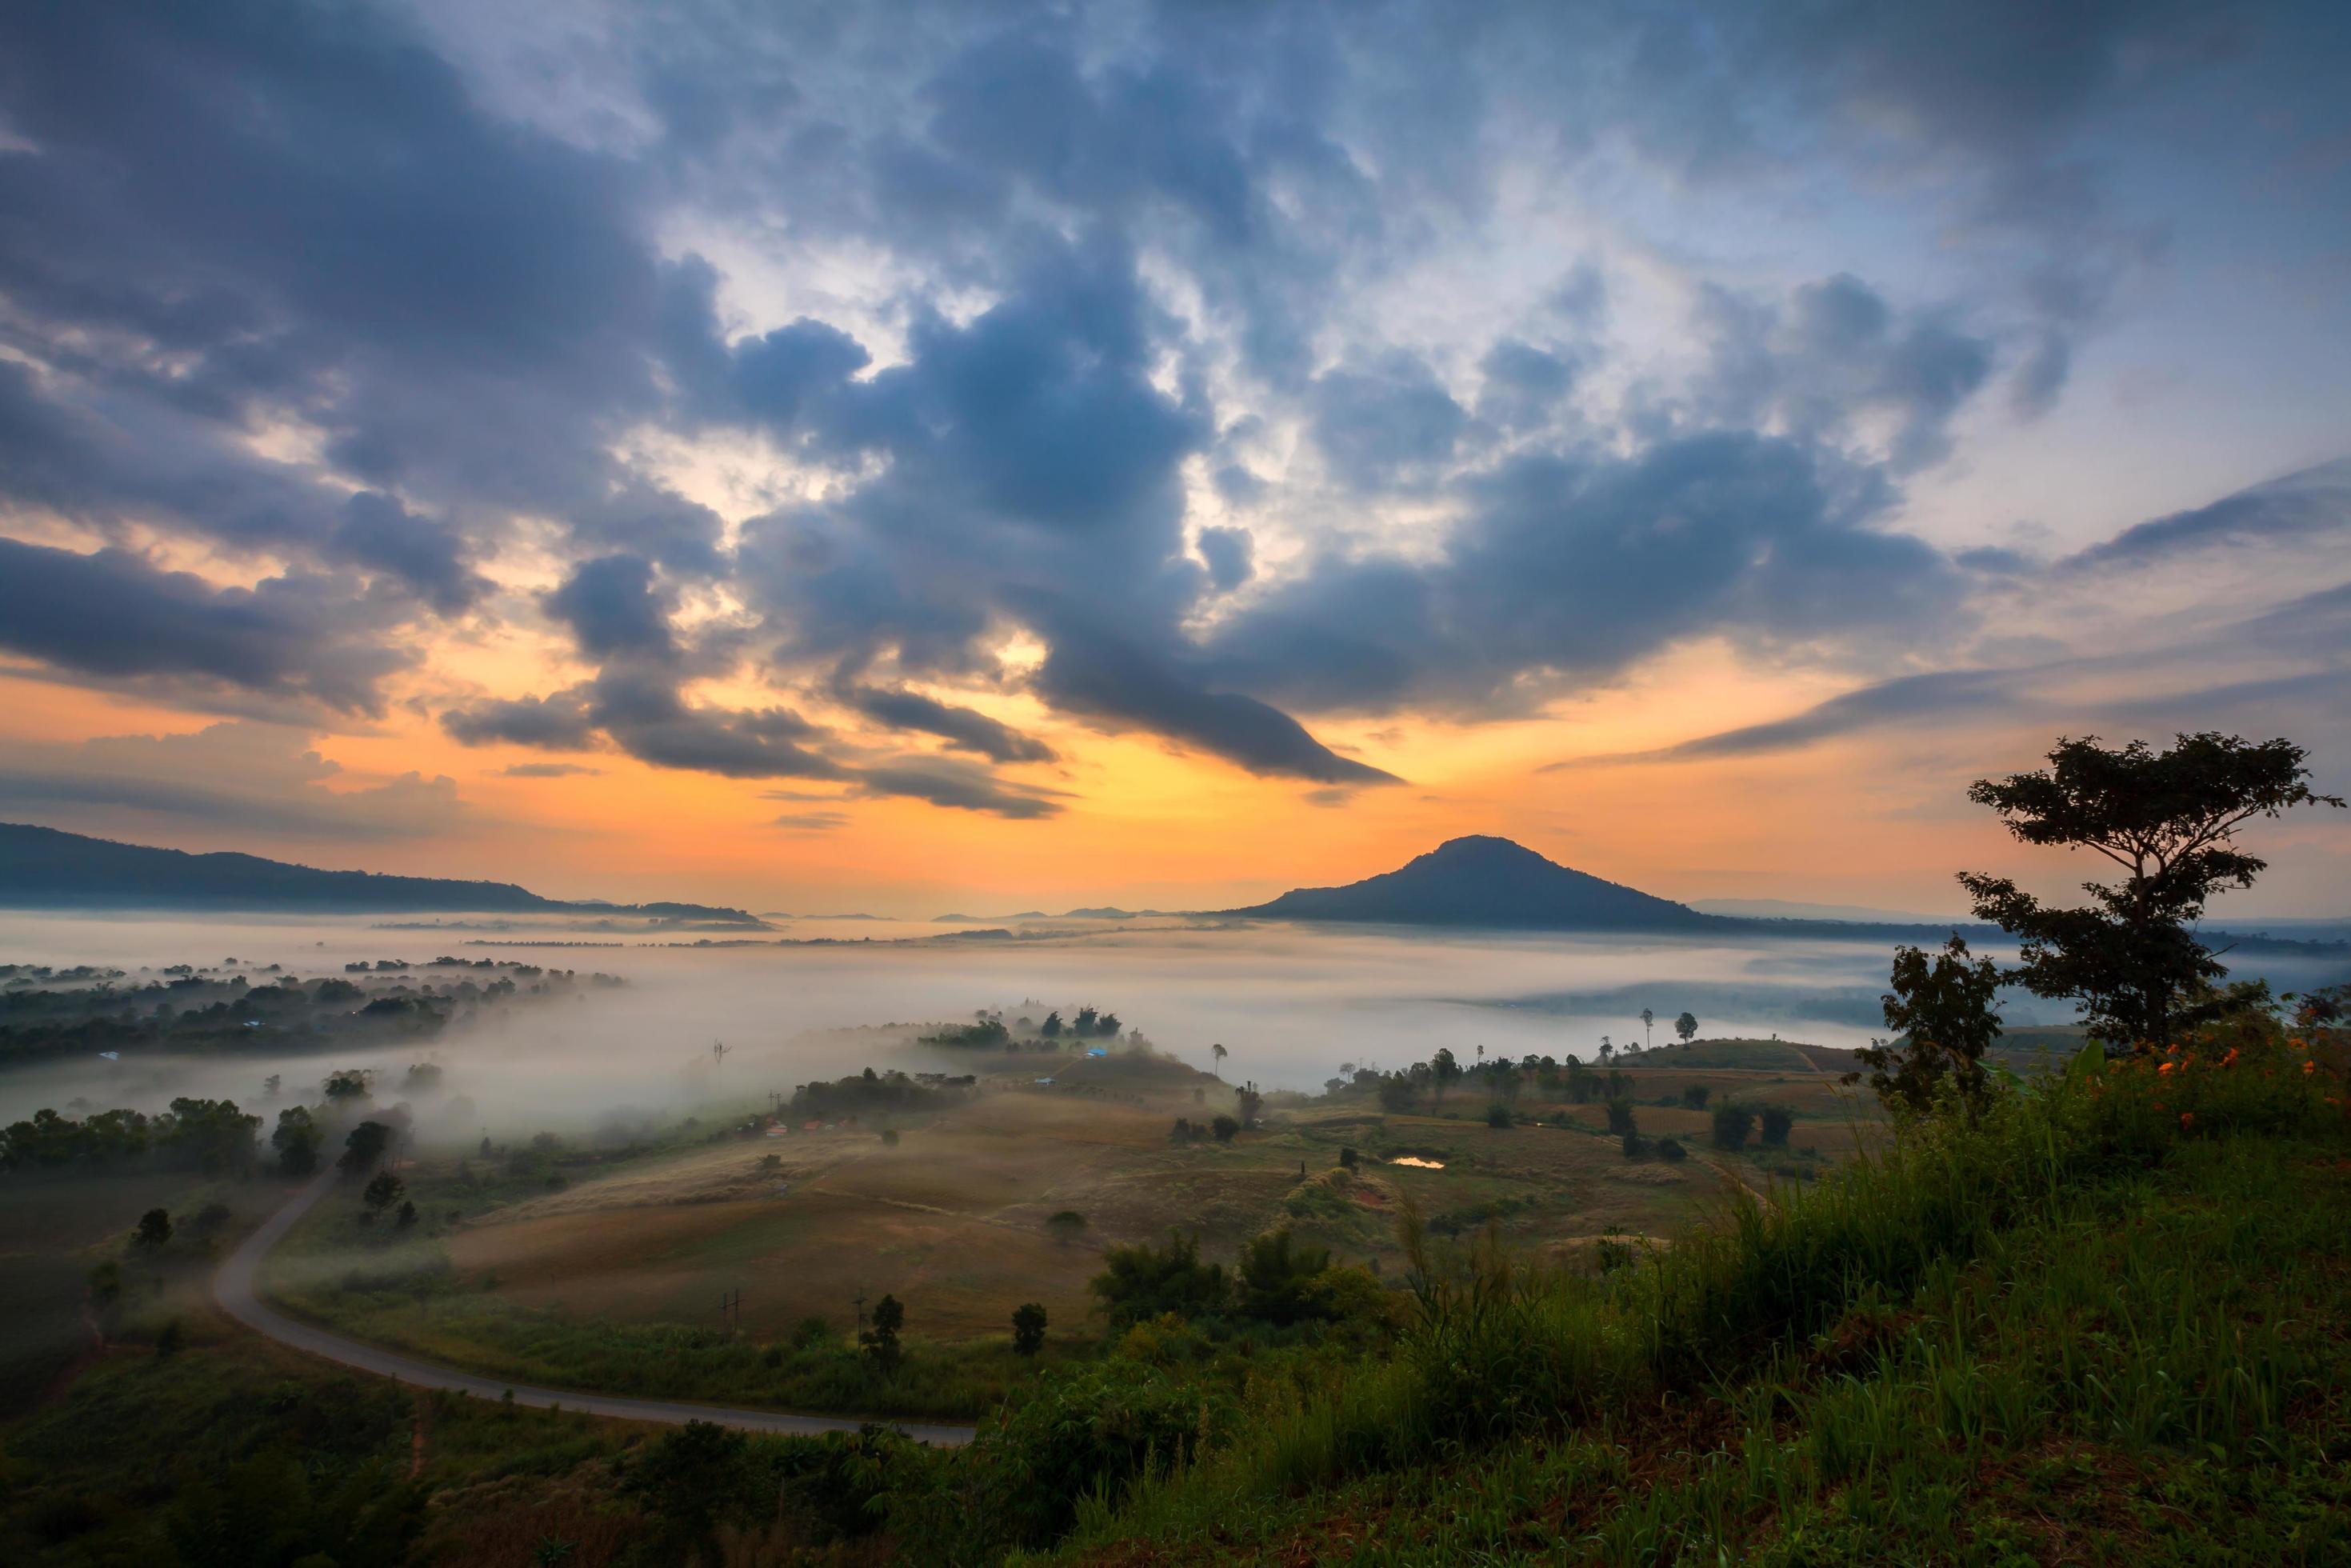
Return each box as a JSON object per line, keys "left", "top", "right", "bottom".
{"left": 214, "top": 1173, "right": 976, "bottom": 1446}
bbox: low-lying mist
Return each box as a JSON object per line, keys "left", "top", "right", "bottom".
{"left": 5, "top": 910, "right": 2339, "bottom": 1144}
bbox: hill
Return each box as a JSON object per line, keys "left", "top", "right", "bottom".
{"left": 1229, "top": 835, "right": 1720, "bottom": 931}
{"left": 0, "top": 822, "right": 764, "bottom": 926}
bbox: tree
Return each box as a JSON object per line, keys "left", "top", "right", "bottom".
{"left": 1209, "top": 1042, "right": 1228, "bottom": 1078}
{"left": 363, "top": 1170, "right": 406, "bottom": 1214}
{"left": 1711, "top": 1102, "right": 1755, "bottom": 1151}
{"left": 1090, "top": 1231, "right": 1229, "bottom": 1326}
{"left": 1040, "top": 1010, "right": 1063, "bottom": 1039}
{"left": 1681, "top": 1085, "right": 1710, "bottom": 1110}
{"left": 322, "top": 1068, "right": 373, "bottom": 1103}
{"left": 1675, "top": 1011, "right": 1699, "bottom": 1046}
{"left": 1073, "top": 1006, "right": 1099, "bottom": 1036}
{"left": 1960, "top": 733, "right": 2341, "bottom": 1051}
{"left": 1097, "top": 1012, "right": 1122, "bottom": 1038}
{"left": 1012, "top": 1302, "right": 1048, "bottom": 1356}
{"left": 1429, "top": 1048, "right": 1461, "bottom": 1108}
{"left": 1640, "top": 1007, "right": 1655, "bottom": 1050}
{"left": 1849, "top": 935, "right": 2003, "bottom": 1114}
{"left": 862, "top": 1294, "right": 905, "bottom": 1375}
{"left": 340, "top": 1119, "right": 393, "bottom": 1176}
{"left": 1338, "top": 1146, "right": 1360, "bottom": 1170}
{"left": 134, "top": 1208, "right": 172, "bottom": 1249}
{"left": 626, "top": 1420, "right": 754, "bottom": 1561}
{"left": 1376, "top": 1075, "right": 1417, "bottom": 1114}
{"left": 1597, "top": 1037, "right": 1613, "bottom": 1066}
{"left": 1235, "top": 1085, "right": 1264, "bottom": 1128}
{"left": 1758, "top": 1105, "right": 1794, "bottom": 1147}
{"left": 1604, "top": 1098, "right": 1636, "bottom": 1137}
{"left": 1485, "top": 1102, "right": 1513, "bottom": 1129}
{"left": 272, "top": 1106, "right": 322, "bottom": 1177}
{"left": 1237, "top": 1228, "right": 1334, "bottom": 1324}
{"left": 1656, "top": 1138, "right": 1688, "bottom": 1162}
{"left": 1046, "top": 1210, "right": 1088, "bottom": 1243}
{"left": 1210, "top": 1114, "right": 1239, "bottom": 1144}
{"left": 394, "top": 1199, "right": 419, "bottom": 1230}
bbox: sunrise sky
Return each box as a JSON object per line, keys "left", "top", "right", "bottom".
{"left": 2, "top": 2, "right": 2348, "bottom": 916}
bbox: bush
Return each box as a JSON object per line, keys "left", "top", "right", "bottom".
{"left": 1090, "top": 1231, "right": 1229, "bottom": 1327}
{"left": 1046, "top": 1210, "right": 1088, "bottom": 1243}
{"left": 1604, "top": 1099, "right": 1637, "bottom": 1136}
{"left": 1012, "top": 1302, "right": 1048, "bottom": 1356}
{"left": 1620, "top": 1132, "right": 1648, "bottom": 1158}
{"left": 1681, "top": 1085, "right": 1710, "bottom": 1109}
{"left": 1656, "top": 1137, "right": 1687, "bottom": 1162}
{"left": 1485, "top": 1103, "right": 1513, "bottom": 1129}
{"left": 1237, "top": 1228, "right": 1335, "bottom": 1325}
{"left": 1711, "top": 1102, "right": 1756, "bottom": 1150}
{"left": 1758, "top": 1105, "right": 1794, "bottom": 1146}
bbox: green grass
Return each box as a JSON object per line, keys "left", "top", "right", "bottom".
{"left": 1021, "top": 1027, "right": 2351, "bottom": 1566}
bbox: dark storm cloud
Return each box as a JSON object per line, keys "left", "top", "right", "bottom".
{"left": 2059, "top": 458, "right": 2351, "bottom": 573}
{"left": 0, "top": 538, "right": 406, "bottom": 715}
{"left": 1203, "top": 432, "right": 1961, "bottom": 717}
{"left": 543, "top": 555, "right": 679, "bottom": 662}
{"left": 836, "top": 686, "right": 1058, "bottom": 765}
{"left": 1311, "top": 354, "right": 1468, "bottom": 488}
{"left": 2, "top": 0, "right": 2338, "bottom": 817}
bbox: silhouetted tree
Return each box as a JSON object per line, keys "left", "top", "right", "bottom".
{"left": 1046, "top": 1210, "right": 1088, "bottom": 1243}
{"left": 1712, "top": 1102, "right": 1756, "bottom": 1151}
{"left": 1681, "top": 1085, "right": 1710, "bottom": 1109}
{"left": 1961, "top": 733, "right": 2341, "bottom": 1050}
{"left": 1235, "top": 1085, "right": 1264, "bottom": 1128}
{"left": 1758, "top": 1105, "right": 1794, "bottom": 1147}
{"left": 134, "top": 1208, "right": 172, "bottom": 1249}
{"left": 1604, "top": 1098, "right": 1637, "bottom": 1136}
{"left": 394, "top": 1199, "right": 418, "bottom": 1230}
{"left": 1210, "top": 1114, "right": 1239, "bottom": 1144}
{"left": 862, "top": 1294, "right": 905, "bottom": 1375}
{"left": 273, "top": 1106, "right": 322, "bottom": 1177}
{"left": 363, "top": 1170, "right": 405, "bottom": 1214}
{"left": 1429, "top": 1048, "right": 1461, "bottom": 1109}
{"left": 1641, "top": 1007, "right": 1655, "bottom": 1050}
{"left": 1011, "top": 1302, "right": 1048, "bottom": 1356}
{"left": 1090, "top": 1230, "right": 1229, "bottom": 1326}
{"left": 1040, "top": 1010, "right": 1063, "bottom": 1039}
{"left": 1849, "top": 934, "right": 2003, "bottom": 1113}
{"left": 340, "top": 1119, "right": 393, "bottom": 1177}
{"left": 1209, "top": 1042, "right": 1228, "bottom": 1078}
{"left": 1237, "top": 1228, "right": 1334, "bottom": 1324}
{"left": 1675, "top": 1011, "right": 1699, "bottom": 1046}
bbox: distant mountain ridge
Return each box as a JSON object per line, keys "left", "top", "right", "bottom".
{"left": 1229, "top": 835, "right": 1720, "bottom": 931}
{"left": 0, "top": 822, "right": 765, "bottom": 926}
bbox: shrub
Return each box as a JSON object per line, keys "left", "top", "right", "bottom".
{"left": 1758, "top": 1105, "right": 1794, "bottom": 1146}
{"left": 1711, "top": 1102, "right": 1756, "bottom": 1150}
{"left": 1046, "top": 1210, "right": 1088, "bottom": 1243}
{"left": 1604, "top": 1098, "right": 1637, "bottom": 1136}
{"left": 1485, "top": 1103, "right": 1513, "bottom": 1129}
{"left": 1012, "top": 1302, "right": 1048, "bottom": 1356}
{"left": 1620, "top": 1132, "right": 1647, "bottom": 1158}
{"left": 1211, "top": 1114, "right": 1239, "bottom": 1144}
{"left": 1656, "top": 1137, "right": 1687, "bottom": 1162}
{"left": 1237, "top": 1228, "right": 1335, "bottom": 1325}
{"left": 1681, "top": 1085, "right": 1710, "bottom": 1109}
{"left": 1091, "top": 1231, "right": 1229, "bottom": 1327}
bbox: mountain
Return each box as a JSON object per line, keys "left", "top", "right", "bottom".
{"left": 0, "top": 822, "right": 766, "bottom": 926}
{"left": 1230, "top": 836, "right": 1719, "bottom": 931}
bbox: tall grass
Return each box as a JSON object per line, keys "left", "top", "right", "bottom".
{"left": 1061, "top": 1019, "right": 2343, "bottom": 1554}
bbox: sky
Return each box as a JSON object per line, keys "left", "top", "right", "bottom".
{"left": 1, "top": 0, "right": 2348, "bottom": 917}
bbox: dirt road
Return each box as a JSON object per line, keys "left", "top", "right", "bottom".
{"left": 213, "top": 1172, "right": 976, "bottom": 1446}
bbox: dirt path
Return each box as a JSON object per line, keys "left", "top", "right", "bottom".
{"left": 214, "top": 1173, "right": 975, "bottom": 1446}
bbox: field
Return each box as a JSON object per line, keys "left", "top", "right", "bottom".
{"left": 251, "top": 1040, "right": 1883, "bottom": 1419}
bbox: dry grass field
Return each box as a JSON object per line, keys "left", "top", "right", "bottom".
{"left": 406, "top": 1041, "right": 1879, "bottom": 1344}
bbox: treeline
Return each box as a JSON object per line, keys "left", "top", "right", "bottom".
{"left": 921, "top": 1003, "right": 1129, "bottom": 1050}
{"left": 0, "top": 959, "right": 616, "bottom": 1066}
{"left": 786, "top": 1067, "right": 976, "bottom": 1121}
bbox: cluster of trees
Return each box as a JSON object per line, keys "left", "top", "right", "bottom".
{"left": 1, "top": 1097, "right": 261, "bottom": 1172}
{"left": 0, "top": 958, "right": 602, "bottom": 1066}
{"left": 1853, "top": 734, "right": 2341, "bottom": 1113}
{"left": 788, "top": 1066, "right": 974, "bottom": 1121}
{"left": 1088, "top": 1226, "right": 1382, "bottom": 1331}
{"left": 1168, "top": 1114, "right": 1239, "bottom": 1146}
{"left": 1038, "top": 1006, "right": 1122, "bottom": 1039}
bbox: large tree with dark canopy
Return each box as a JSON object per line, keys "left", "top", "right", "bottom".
{"left": 1959, "top": 733, "right": 2341, "bottom": 1052}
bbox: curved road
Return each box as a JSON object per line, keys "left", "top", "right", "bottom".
{"left": 214, "top": 1173, "right": 975, "bottom": 1446}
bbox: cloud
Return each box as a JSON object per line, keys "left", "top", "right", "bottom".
{"left": 0, "top": 722, "right": 462, "bottom": 839}
{"left": 2060, "top": 458, "right": 2351, "bottom": 573}
{"left": 0, "top": 538, "right": 409, "bottom": 715}
{"left": 1310, "top": 353, "right": 1468, "bottom": 488}
{"left": 544, "top": 554, "right": 678, "bottom": 660}
{"left": 497, "top": 762, "right": 603, "bottom": 778}
{"left": 1551, "top": 669, "right": 2024, "bottom": 766}
{"left": 848, "top": 756, "right": 1070, "bottom": 819}
{"left": 836, "top": 686, "right": 1058, "bottom": 764}
{"left": 770, "top": 810, "right": 850, "bottom": 833}
{"left": 441, "top": 688, "right": 601, "bottom": 750}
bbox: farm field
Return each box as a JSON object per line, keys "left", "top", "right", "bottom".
{"left": 260, "top": 1038, "right": 1886, "bottom": 1404}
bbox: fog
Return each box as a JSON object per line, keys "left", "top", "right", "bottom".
{"left": 5, "top": 910, "right": 2341, "bottom": 1140}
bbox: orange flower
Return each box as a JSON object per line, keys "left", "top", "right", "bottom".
{"left": 2157, "top": 1061, "right": 2176, "bottom": 1075}
{"left": 2221, "top": 1047, "right": 2240, "bottom": 1067}
{"left": 2179, "top": 1112, "right": 2194, "bottom": 1130}
{"left": 2304, "top": 1060, "right": 2317, "bottom": 1076}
